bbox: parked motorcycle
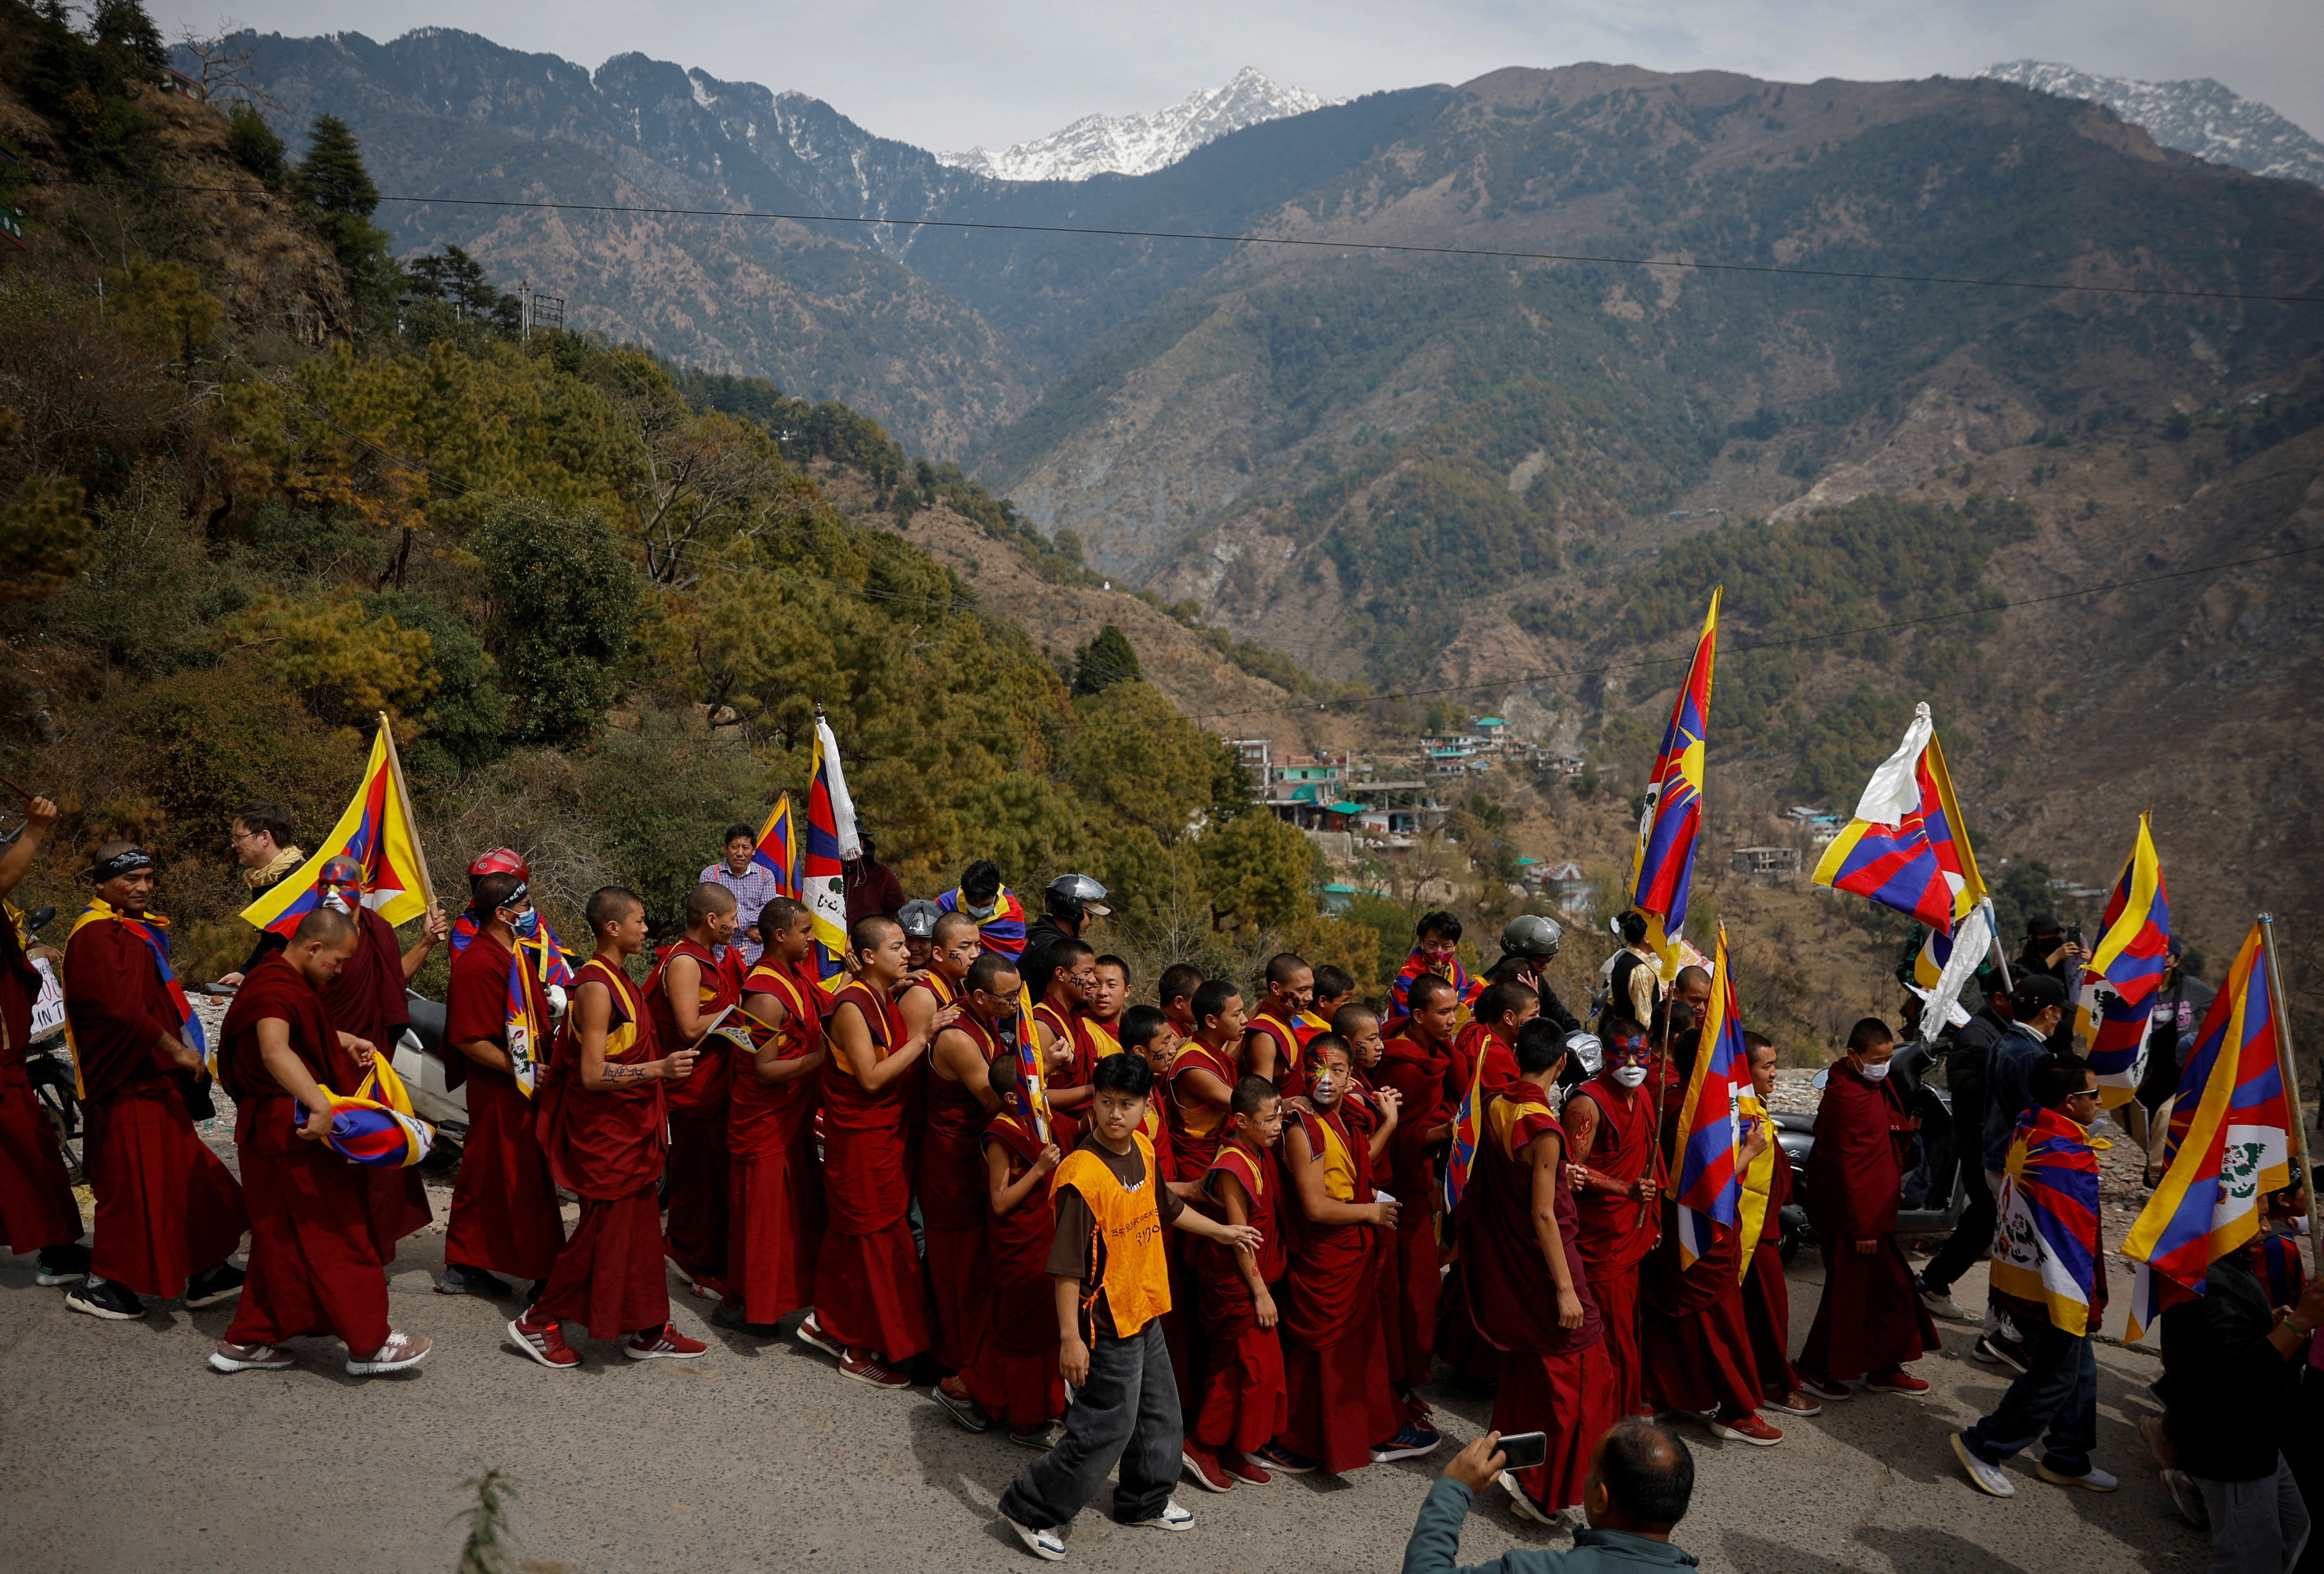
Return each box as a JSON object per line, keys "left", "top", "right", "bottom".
{"left": 1772, "top": 1036, "right": 1968, "bottom": 1262}
{"left": 17, "top": 905, "right": 84, "bottom": 1182}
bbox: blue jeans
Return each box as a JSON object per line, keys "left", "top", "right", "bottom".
{"left": 1963, "top": 1319, "right": 2097, "bottom": 1474}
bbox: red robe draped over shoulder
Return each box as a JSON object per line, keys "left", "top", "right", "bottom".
{"left": 727, "top": 962, "right": 824, "bottom": 1324}
{"left": 968, "top": 1109, "right": 1062, "bottom": 1428}
{"left": 1742, "top": 1138, "right": 1800, "bottom": 1398}
{"left": 646, "top": 937, "right": 739, "bottom": 1284}
{"left": 441, "top": 932, "right": 564, "bottom": 1281}
{"left": 1192, "top": 1139, "right": 1287, "bottom": 1455}
{"left": 1373, "top": 1032, "right": 1451, "bottom": 1392}
{"left": 1564, "top": 1075, "right": 1661, "bottom": 1418}
{"left": 1164, "top": 1040, "right": 1239, "bottom": 1184}
{"left": 1244, "top": 1004, "right": 1306, "bottom": 1098}
{"left": 317, "top": 907, "right": 431, "bottom": 1264}
{"left": 1640, "top": 1201, "right": 1760, "bottom": 1418}
{"left": 1274, "top": 1105, "right": 1395, "bottom": 1474}
{"left": 0, "top": 915, "right": 80, "bottom": 1255}
{"left": 921, "top": 1012, "right": 1000, "bottom": 1373}
{"left": 532, "top": 956, "right": 669, "bottom": 1340}
{"left": 1800, "top": 1062, "right": 1939, "bottom": 1380}
{"left": 218, "top": 953, "right": 390, "bottom": 1353}
{"left": 812, "top": 979, "right": 930, "bottom": 1362}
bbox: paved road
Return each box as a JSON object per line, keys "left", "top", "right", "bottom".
{"left": 0, "top": 1191, "right": 2210, "bottom": 1574}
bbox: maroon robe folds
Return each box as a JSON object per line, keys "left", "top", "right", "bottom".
{"left": 967, "top": 1111, "right": 1063, "bottom": 1428}
{"left": 1033, "top": 998, "right": 1097, "bottom": 1154}
{"left": 646, "top": 936, "right": 740, "bottom": 1285}
{"left": 533, "top": 956, "right": 669, "bottom": 1340}
{"left": 1376, "top": 1031, "right": 1451, "bottom": 1392}
{"left": 1640, "top": 1200, "right": 1760, "bottom": 1418}
{"left": 1460, "top": 1089, "right": 1613, "bottom": 1516}
{"left": 1192, "top": 1140, "right": 1288, "bottom": 1456}
{"left": 0, "top": 917, "right": 81, "bottom": 1255}
{"left": 441, "top": 932, "right": 565, "bottom": 1280}
{"left": 920, "top": 1012, "right": 1000, "bottom": 1373}
{"left": 1742, "top": 1142, "right": 1801, "bottom": 1399}
{"left": 1243, "top": 1003, "right": 1306, "bottom": 1098}
{"left": 812, "top": 980, "right": 931, "bottom": 1362}
{"left": 63, "top": 915, "right": 245, "bottom": 1298}
{"left": 1564, "top": 1075, "right": 1661, "bottom": 1418}
{"left": 1274, "top": 1105, "right": 1396, "bottom": 1474}
{"left": 727, "top": 963, "right": 824, "bottom": 1324}
{"left": 218, "top": 953, "right": 391, "bottom": 1353}
{"left": 1164, "top": 1040, "right": 1239, "bottom": 1184}
{"left": 318, "top": 907, "right": 431, "bottom": 1263}
{"left": 1800, "top": 1061, "right": 1940, "bottom": 1380}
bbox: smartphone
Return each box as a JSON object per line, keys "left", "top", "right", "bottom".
{"left": 1497, "top": 1431, "right": 1549, "bottom": 1472}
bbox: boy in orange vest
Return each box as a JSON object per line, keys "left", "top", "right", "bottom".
{"left": 995, "top": 1052, "right": 1262, "bottom": 1561}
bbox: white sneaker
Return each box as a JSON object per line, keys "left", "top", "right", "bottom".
{"left": 2035, "top": 1459, "right": 2119, "bottom": 1492}
{"left": 1499, "top": 1470, "right": 1566, "bottom": 1527}
{"left": 1129, "top": 1500, "right": 1194, "bottom": 1531}
{"left": 346, "top": 1329, "right": 432, "bottom": 1375}
{"left": 1951, "top": 1433, "right": 2016, "bottom": 1498}
{"left": 1002, "top": 1515, "right": 1066, "bottom": 1561}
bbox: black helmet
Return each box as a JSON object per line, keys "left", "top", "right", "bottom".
{"left": 1500, "top": 914, "right": 1564, "bottom": 962}
{"left": 1044, "top": 873, "right": 1111, "bottom": 921}
{"left": 898, "top": 899, "right": 941, "bottom": 940}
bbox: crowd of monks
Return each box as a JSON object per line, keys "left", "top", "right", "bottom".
{"left": 0, "top": 813, "right": 1946, "bottom": 1525}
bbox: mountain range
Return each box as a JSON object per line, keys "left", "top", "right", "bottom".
{"left": 936, "top": 67, "right": 1337, "bottom": 183}
{"left": 1981, "top": 60, "right": 2324, "bottom": 189}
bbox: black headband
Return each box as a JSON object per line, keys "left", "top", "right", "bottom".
{"left": 499, "top": 880, "right": 531, "bottom": 910}
{"left": 88, "top": 847, "right": 154, "bottom": 883}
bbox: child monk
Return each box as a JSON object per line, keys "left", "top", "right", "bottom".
{"left": 922, "top": 949, "right": 1015, "bottom": 1423}
{"left": 717, "top": 898, "right": 827, "bottom": 1333}
{"left": 972, "top": 1052, "right": 1065, "bottom": 1449}
{"left": 644, "top": 883, "right": 741, "bottom": 1296}
{"left": 1182, "top": 1075, "right": 1288, "bottom": 1492}
{"left": 1163, "top": 980, "right": 1245, "bottom": 1183}
{"left": 1157, "top": 963, "right": 1205, "bottom": 1040}
{"left": 1737, "top": 1032, "right": 1817, "bottom": 1418}
{"left": 1375, "top": 976, "right": 1459, "bottom": 1395}
{"left": 211, "top": 909, "right": 429, "bottom": 1375}
{"left": 509, "top": 887, "right": 705, "bottom": 1369}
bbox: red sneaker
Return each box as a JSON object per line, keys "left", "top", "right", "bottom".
{"left": 838, "top": 1350, "right": 911, "bottom": 1389}
{"left": 1866, "top": 1368, "right": 1930, "bottom": 1399}
{"left": 1709, "top": 1411, "right": 1785, "bottom": 1446}
{"left": 507, "top": 1315, "right": 581, "bottom": 1370}
{"left": 1181, "top": 1443, "right": 1235, "bottom": 1494}
{"left": 1219, "top": 1450, "right": 1272, "bottom": 1486}
{"left": 625, "top": 1323, "right": 709, "bottom": 1361}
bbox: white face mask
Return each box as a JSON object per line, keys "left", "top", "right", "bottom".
{"left": 1858, "top": 1058, "right": 1893, "bottom": 1081}
{"left": 321, "top": 888, "right": 356, "bottom": 916}
{"left": 1308, "top": 1071, "right": 1339, "bottom": 1103}
{"left": 1611, "top": 1065, "right": 1648, "bottom": 1089}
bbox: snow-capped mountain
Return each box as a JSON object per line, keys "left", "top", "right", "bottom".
{"left": 1982, "top": 60, "right": 2324, "bottom": 188}
{"left": 937, "top": 67, "right": 1338, "bottom": 182}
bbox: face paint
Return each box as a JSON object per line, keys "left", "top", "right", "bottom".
{"left": 321, "top": 887, "right": 357, "bottom": 915}
{"left": 1611, "top": 1065, "right": 1648, "bottom": 1089}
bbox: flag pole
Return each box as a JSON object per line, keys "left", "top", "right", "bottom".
{"left": 376, "top": 711, "right": 436, "bottom": 910}
{"left": 2258, "top": 913, "right": 2320, "bottom": 1269}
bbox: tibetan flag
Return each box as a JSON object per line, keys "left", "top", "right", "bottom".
{"left": 504, "top": 943, "right": 546, "bottom": 1097}
{"left": 299, "top": 1054, "right": 435, "bottom": 1168}
{"left": 1293, "top": 1007, "right": 1332, "bottom": 1048}
{"left": 1013, "top": 979, "right": 1054, "bottom": 1143}
{"left": 1812, "top": 703, "right": 1987, "bottom": 935}
{"left": 1671, "top": 923, "right": 1749, "bottom": 1269}
{"left": 2121, "top": 922, "right": 2291, "bottom": 1341}
{"left": 1629, "top": 589, "right": 1718, "bottom": 964}
{"left": 801, "top": 712, "right": 860, "bottom": 980}
{"left": 240, "top": 719, "right": 433, "bottom": 939}
{"left": 1988, "top": 1105, "right": 2103, "bottom": 1336}
{"left": 1440, "top": 1025, "right": 1490, "bottom": 1220}
{"left": 1392, "top": 947, "right": 1484, "bottom": 1018}
{"left": 753, "top": 792, "right": 802, "bottom": 901}
{"left": 2077, "top": 813, "right": 2172, "bottom": 1108}
{"left": 937, "top": 883, "right": 1028, "bottom": 957}
{"left": 66, "top": 899, "right": 205, "bottom": 1085}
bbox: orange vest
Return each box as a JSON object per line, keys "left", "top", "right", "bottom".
{"left": 1051, "top": 1131, "right": 1171, "bottom": 1339}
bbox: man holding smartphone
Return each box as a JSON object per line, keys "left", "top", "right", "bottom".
{"left": 1401, "top": 1419, "right": 1699, "bottom": 1573}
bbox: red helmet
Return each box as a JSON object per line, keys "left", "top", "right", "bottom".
{"left": 467, "top": 847, "right": 530, "bottom": 885}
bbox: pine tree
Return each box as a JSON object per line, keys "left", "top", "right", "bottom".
{"left": 296, "top": 114, "right": 380, "bottom": 217}
{"left": 88, "top": 0, "right": 167, "bottom": 74}
{"left": 1070, "top": 623, "right": 1141, "bottom": 697}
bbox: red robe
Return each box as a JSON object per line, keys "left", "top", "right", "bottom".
{"left": 1192, "top": 1139, "right": 1287, "bottom": 1454}
{"left": 1377, "top": 1031, "right": 1451, "bottom": 1391}
{"left": 1564, "top": 1076, "right": 1661, "bottom": 1418}
{"left": 217, "top": 954, "right": 390, "bottom": 1353}
{"left": 63, "top": 915, "right": 245, "bottom": 1299}
{"left": 921, "top": 1011, "right": 1000, "bottom": 1373}
{"left": 727, "top": 962, "right": 824, "bottom": 1324}
{"left": 1742, "top": 1141, "right": 1800, "bottom": 1398}
{"left": 1033, "top": 998, "right": 1097, "bottom": 1154}
{"left": 645, "top": 936, "right": 739, "bottom": 1284}
{"left": 968, "top": 1109, "right": 1062, "bottom": 1428}
{"left": 319, "top": 907, "right": 433, "bottom": 1264}
{"left": 441, "top": 932, "right": 564, "bottom": 1280}
{"left": 532, "top": 956, "right": 670, "bottom": 1340}
{"left": 813, "top": 980, "right": 931, "bottom": 1361}
{"left": 1444, "top": 1021, "right": 1521, "bottom": 1110}
{"left": 1800, "top": 1062, "right": 1940, "bottom": 1379}
{"left": 1459, "top": 1089, "right": 1613, "bottom": 1516}
{"left": 1243, "top": 1004, "right": 1306, "bottom": 1098}
{"left": 0, "top": 917, "right": 80, "bottom": 1254}
{"left": 1164, "top": 1039, "right": 1239, "bottom": 1184}
{"left": 1274, "top": 1104, "right": 1396, "bottom": 1474}
{"left": 1640, "top": 1202, "right": 1760, "bottom": 1418}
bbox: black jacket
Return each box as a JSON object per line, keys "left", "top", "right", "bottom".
{"left": 2161, "top": 1252, "right": 2300, "bottom": 1482}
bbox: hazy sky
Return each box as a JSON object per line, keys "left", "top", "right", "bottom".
{"left": 148, "top": 0, "right": 2321, "bottom": 152}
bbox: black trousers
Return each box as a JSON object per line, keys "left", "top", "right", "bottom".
{"left": 1918, "top": 1159, "right": 1996, "bottom": 1296}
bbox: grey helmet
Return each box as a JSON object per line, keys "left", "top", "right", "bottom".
{"left": 1044, "top": 873, "right": 1111, "bottom": 921}
{"left": 1564, "top": 1030, "right": 1604, "bottom": 1076}
{"left": 897, "top": 898, "right": 942, "bottom": 940}
{"left": 1500, "top": 913, "right": 1564, "bottom": 962}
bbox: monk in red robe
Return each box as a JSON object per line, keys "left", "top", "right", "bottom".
{"left": 645, "top": 883, "right": 741, "bottom": 1295}
{"left": 1241, "top": 951, "right": 1313, "bottom": 1096}
{"left": 1639, "top": 1179, "right": 1784, "bottom": 1444}
{"left": 1157, "top": 962, "right": 1204, "bottom": 1041}
{"left": 1373, "top": 979, "right": 1458, "bottom": 1375}
{"left": 1738, "top": 1032, "right": 1817, "bottom": 1417}
{"left": 1458, "top": 1019, "right": 1615, "bottom": 1523}
{"left": 301, "top": 855, "right": 443, "bottom": 1268}
{"left": 439, "top": 871, "right": 565, "bottom": 1297}
{"left": 1183, "top": 1074, "right": 1289, "bottom": 1491}
{"left": 0, "top": 795, "right": 86, "bottom": 1285}
{"left": 1444, "top": 980, "right": 1539, "bottom": 1111}
{"left": 1030, "top": 937, "right": 1098, "bottom": 1150}
{"left": 61, "top": 843, "right": 246, "bottom": 1320}
{"left": 717, "top": 897, "right": 827, "bottom": 1332}
{"left": 971, "top": 1054, "right": 1064, "bottom": 1448}
{"left": 1798, "top": 1018, "right": 1939, "bottom": 1399}
{"left": 923, "top": 947, "right": 1013, "bottom": 1426}
{"left": 210, "top": 910, "right": 431, "bottom": 1374}
{"left": 509, "top": 887, "right": 707, "bottom": 1368}
{"left": 799, "top": 915, "right": 955, "bottom": 1386}
{"left": 1164, "top": 980, "right": 1245, "bottom": 1184}
{"left": 1085, "top": 953, "right": 1131, "bottom": 1054}
{"left": 1562, "top": 1016, "right": 1662, "bottom": 1419}
{"left": 1260, "top": 1035, "right": 1431, "bottom": 1476}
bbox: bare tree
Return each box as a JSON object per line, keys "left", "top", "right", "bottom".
{"left": 174, "top": 20, "right": 279, "bottom": 108}
{"left": 616, "top": 394, "right": 797, "bottom": 588}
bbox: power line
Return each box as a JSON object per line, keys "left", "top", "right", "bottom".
{"left": 43, "top": 178, "right": 2324, "bottom": 306}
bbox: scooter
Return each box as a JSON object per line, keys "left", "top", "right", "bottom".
{"left": 1772, "top": 1036, "right": 1968, "bottom": 1263}
{"left": 17, "top": 905, "right": 84, "bottom": 1182}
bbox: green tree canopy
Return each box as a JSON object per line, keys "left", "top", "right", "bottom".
{"left": 1070, "top": 623, "right": 1142, "bottom": 696}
